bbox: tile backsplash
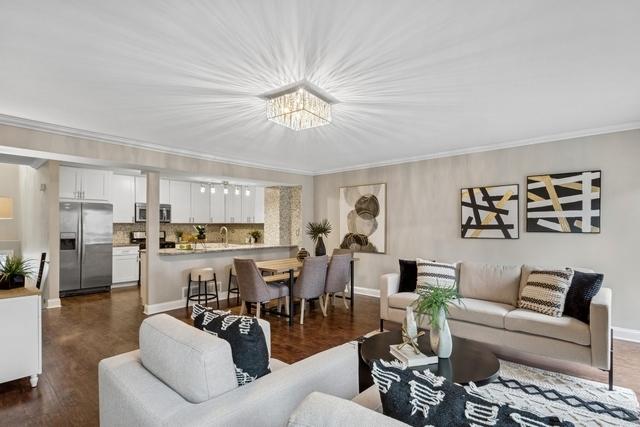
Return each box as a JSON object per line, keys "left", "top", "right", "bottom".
{"left": 113, "top": 223, "right": 265, "bottom": 245}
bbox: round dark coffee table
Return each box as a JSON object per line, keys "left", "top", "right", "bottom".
{"left": 359, "top": 330, "right": 500, "bottom": 391}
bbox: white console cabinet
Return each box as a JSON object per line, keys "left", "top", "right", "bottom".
{"left": 0, "top": 289, "right": 42, "bottom": 388}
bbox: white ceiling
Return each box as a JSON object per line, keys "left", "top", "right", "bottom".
{"left": 1, "top": 1, "right": 639, "bottom": 174}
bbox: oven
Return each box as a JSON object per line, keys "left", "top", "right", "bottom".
{"left": 135, "top": 203, "right": 171, "bottom": 223}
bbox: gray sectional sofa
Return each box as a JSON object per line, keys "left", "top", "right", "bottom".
{"left": 379, "top": 261, "right": 613, "bottom": 388}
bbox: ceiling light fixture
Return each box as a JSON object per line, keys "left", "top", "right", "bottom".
{"left": 261, "top": 81, "right": 338, "bottom": 131}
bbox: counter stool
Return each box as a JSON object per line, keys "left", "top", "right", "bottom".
{"left": 227, "top": 266, "right": 240, "bottom": 306}
{"left": 186, "top": 267, "right": 219, "bottom": 310}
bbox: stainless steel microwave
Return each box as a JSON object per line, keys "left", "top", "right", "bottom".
{"left": 135, "top": 203, "right": 171, "bottom": 223}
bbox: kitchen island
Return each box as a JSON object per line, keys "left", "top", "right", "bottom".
{"left": 140, "top": 243, "right": 298, "bottom": 313}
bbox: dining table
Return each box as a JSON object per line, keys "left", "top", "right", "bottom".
{"left": 255, "top": 256, "right": 356, "bottom": 325}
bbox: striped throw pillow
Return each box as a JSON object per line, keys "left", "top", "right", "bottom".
{"left": 416, "top": 258, "right": 457, "bottom": 292}
{"left": 518, "top": 269, "right": 574, "bottom": 317}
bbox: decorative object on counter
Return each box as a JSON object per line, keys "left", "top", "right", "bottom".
{"left": 305, "top": 219, "right": 332, "bottom": 256}
{"left": 339, "top": 183, "right": 386, "bottom": 253}
{"left": 174, "top": 230, "right": 183, "bottom": 243}
{"left": 412, "top": 283, "right": 459, "bottom": 358}
{"left": 527, "top": 170, "right": 601, "bottom": 233}
{"left": 0, "top": 255, "right": 34, "bottom": 290}
{"left": 248, "top": 230, "right": 262, "bottom": 244}
{"left": 461, "top": 184, "right": 519, "bottom": 239}
{"left": 296, "top": 247, "right": 310, "bottom": 262}
{"left": 193, "top": 225, "right": 207, "bottom": 240}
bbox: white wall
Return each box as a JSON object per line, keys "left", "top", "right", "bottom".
{"left": 314, "top": 129, "right": 640, "bottom": 330}
{"left": 0, "top": 164, "right": 21, "bottom": 254}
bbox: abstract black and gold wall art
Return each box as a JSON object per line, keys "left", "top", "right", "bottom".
{"left": 461, "top": 184, "right": 519, "bottom": 239}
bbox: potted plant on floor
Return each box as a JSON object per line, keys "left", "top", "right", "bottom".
{"left": 0, "top": 255, "right": 34, "bottom": 290}
{"left": 412, "top": 284, "right": 460, "bottom": 358}
{"left": 305, "top": 219, "right": 332, "bottom": 256}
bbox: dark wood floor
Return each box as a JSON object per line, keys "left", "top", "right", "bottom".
{"left": 0, "top": 287, "right": 638, "bottom": 426}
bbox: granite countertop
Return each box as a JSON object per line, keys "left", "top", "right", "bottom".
{"left": 113, "top": 243, "right": 141, "bottom": 248}
{"left": 0, "top": 287, "right": 40, "bottom": 300}
{"left": 140, "top": 243, "right": 298, "bottom": 256}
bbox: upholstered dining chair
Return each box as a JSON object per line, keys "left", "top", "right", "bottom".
{"left": 292, "top": 255, "right": 328, "bottom": 324}
{"left": 322, "top": 253, "right": 352, "bottom": 315}
{"left": 233, "top": 258, "right": 289, "bottom": 319}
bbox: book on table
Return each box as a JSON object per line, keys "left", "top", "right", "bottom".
{"left": 389, "top": 344, "right": 438, "bottom": 367}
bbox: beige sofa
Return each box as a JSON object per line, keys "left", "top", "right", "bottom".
{"left": 379, "top": 261, "right": 613, "bottom": 389}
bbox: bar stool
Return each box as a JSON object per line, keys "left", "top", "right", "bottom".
{"left": 186, "top": 267, "right": 219, "bottom": 310}
{"left": 227, "top": 266, "right": 240, "bottom": 306}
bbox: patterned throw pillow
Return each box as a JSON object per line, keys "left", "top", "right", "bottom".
{"left": 416, "top": 258, "right": 457, "bottom": 292}
{"left": 191, "top": 304, "right": 270, "bottom": 386}
{"left": 371, "top": 359, "right": 572, "bottom": 427}
{"left": 519, "top": 269, "right": 574, "bottom": 317}
{"left": 563, "top": 271, "right": 604, "bottom": 324}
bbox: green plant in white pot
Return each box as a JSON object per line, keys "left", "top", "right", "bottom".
{"left": 412, "top": 285, "right": 459, "bottom": 358}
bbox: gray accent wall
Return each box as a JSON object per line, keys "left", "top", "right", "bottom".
{"left": 314, "top": 129, "right": 640, "bottom": 330}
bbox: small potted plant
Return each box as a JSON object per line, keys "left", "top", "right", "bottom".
{"left": 248, "top": 230, "right": 262, "bottom": 244}
{"left": 305, "top": 219, "right": 332, "bottom": 256}
{"left": 193, "top": 225, "right": 206, "bottom": 241}
{"left": 0, "top": 255, "right": 34, "bottom": 290}
{"left": 412, "top": 284, "right": 460, "bottom": 358}
{"left": 174, "top": 230, "right": 184, "bottom": 243}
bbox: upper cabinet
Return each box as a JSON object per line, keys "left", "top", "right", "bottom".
{"left": 59, "top": 166, "right": 112, "bottom": 202}
{"left": 112, "top": 175, "right": 135, "bottom": 223}
{"left": 210, "top": 184, "right": 225, "bottom": 223}
{"left": 160, "top": 179, "right": 170, "bottom": 205}
{"left": 169, "top": 180, "right": 191, "bottom": 223}
{"left": 241, "top": 186, "right": 256, "bottom": 223}
{"left": 254, "top": 186, "right": 265, "bottom": 223}
{"left": 134, "top": 176, "right": 146, "bottom": 203}
{"left": 190, "top": 183, "right": 210, "bottom": 223}
{"left": 225, "top": 185, "right": 243, "bottom": 223}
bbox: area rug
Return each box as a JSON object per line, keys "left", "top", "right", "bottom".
{"left": 469, "top": 360, "right": 640, "bottom": 427}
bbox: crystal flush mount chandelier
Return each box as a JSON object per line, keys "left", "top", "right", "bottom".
{"left": 261, "top": 81, "right": 338, "bottom": 131}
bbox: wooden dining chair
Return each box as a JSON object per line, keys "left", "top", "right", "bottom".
{"left": 292, "top": 255, "right": 328, "bottom": 324}
{"left": 233, "top": 258, "right": 289, "bottom": 318}
{"left": 322, "top": 253, "right": 352, "bottom": 315}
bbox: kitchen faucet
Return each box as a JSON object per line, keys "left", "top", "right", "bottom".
{"left": 219, "top": 226, "right": 228, "bottom": 247}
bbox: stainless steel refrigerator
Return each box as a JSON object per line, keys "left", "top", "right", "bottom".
{"left": 59, "top": 202, "right": 113, "bottom": 296}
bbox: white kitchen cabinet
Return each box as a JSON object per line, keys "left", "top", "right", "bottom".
{"left": 225, "top": 184, "right": 243, "bottom": 223}
{"left": 210, "top": 184, "right": 225, "bottom": 223}
{"left": 112, "top": 246, "right": 139, "bottom": 284}
{"left": 59, "top": 166, "right": 111, "bottom": 202}
{"left": 241, "top": 186, "right": 256, "bottom": 223}
{"left": 254, "top": 186, "right": 265, "bottom": 223}
{"left": 190, "top": 183, "right": 210, "bottom": 224}
{"left": 160, "top": 179, "right": 171, "bottom": 205}
{"left": 112, "top": 175, "right": 135, "bottom": 223}
{"left": 135, "top": 176, "right": 146, "bottom": 203}
{"left": 0, "top": 290, "right": 42, "bottom": 388}
{"left": 170, "top": 180, "right": 191, "bottom": 223}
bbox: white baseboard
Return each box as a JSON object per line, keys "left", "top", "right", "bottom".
{"left": 354, "top": 287, "right": 380, "bottom": 298}
{"left": 45, "top": 298, "right": 61, "bottom": 309}
{"left": 144, "top": 291, "right": 231, "bottom": 315}
{"left": 612, "top": 326, "right": 640, "bottom": 343}
{"left": 111, "top": 282, "right": 138, "bottom": 289}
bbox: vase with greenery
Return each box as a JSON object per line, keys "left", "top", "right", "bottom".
{"left": 305, "top": 219, "right": 332, "bottom": 256}
{"left": 193, "top": 225, "right": 206, "bottom": 240}
{"left": 248, "top": 230, "right": 262, "bottom": 244}
{"left": 0, "top": 255, "right": 34, "bottom": 290}
{"left": 174, "top": 230, "right": 184, "bottom": 243}
{"left": 412, "top": 285, "right": 459, "bottom": 358}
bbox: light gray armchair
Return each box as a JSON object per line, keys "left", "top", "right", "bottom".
{"left": 234, "top": 258, "right": 289, "bottom": 318}
{"left": 293, "top": 255, "right": 328, "bottom": 324}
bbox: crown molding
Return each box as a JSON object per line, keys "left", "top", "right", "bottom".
{"left": 1, "top": 114, "right": 638, "bottom": 177}
{"left": 313, "top": 121, "right": 640, "bottom": 175}
{"left": 0, "top": 114, "right": 314, "bottom": 176}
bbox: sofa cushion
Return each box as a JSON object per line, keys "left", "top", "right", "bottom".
{"left": 458, "top": 262, "right": 522, "bottom": 306}
{"left": 192, "top": 305, "right": 270, "bottom": 386}
{"left": 518, "top": 269, "right": 574, "bottom": 317}
{"left": 416, "top": 259, "right": 457, "bottom": 291}
{"left": 139, "top": 314, "right": 238, "bottom": 403}
{"left": 505, "top": 308, "right": 591, "bottom": 346}
{"left": 519, "top": 264, "right": 594, "bottom": 298}
{"left": 398, "top": 259, "right": 417, "bottom": 293}
{"left": 563, "top": 271, "right": 604, "bottom": 324}
{"left": 387, "top": 292, "right": 419, "bottom": 309}
{"left": 447, "top": 298, "right": 515, "bottom": 329}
